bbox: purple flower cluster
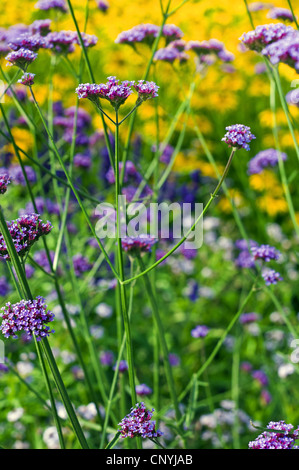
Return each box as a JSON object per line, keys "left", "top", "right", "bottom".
{"left": 19, "top": 197, "right": 60, "bottom": 216}
{"left": 72, "top": 254, "right": 92, "bottom": 277}
{"left": 76, "top": 76, "right": 159, "bottom": 110}
{"left": 45, "top": 30, "right": 77, "bottom": 54}
{"left": 45, "top": 30, "right": 97, "bottom": 54}
{"left": 0, "top": 276, "right": 11, "bottom": 296}
{"left": 97, "top": 0, "right": 109, "bottom": 12}
{"left": 8, "top": 32, "right": 46, "bottom": 52}
{"left": 154, "top": 45, "right": 189, "bottom": 64}
{"left": 18, "top": 72, "right": 35, "bottom": 86}
{"left": 152, "top": 143, "right": 174, "bottom": 164}
{"left": 118, "top": 402, "right": 163, "bottom": 439}
{"left": 251, "top": 244, "right": 281, "bottom": 262}
{"left": 5, "top": 48, "right": 38, "bottom": 70}
{"left": 191, "top": 324, "right": 209, "bottom": 338}
{"left": 9, "top": 165, "right": 36, "bottom": 185}
{"left": 33, "top": 250, "right": 57, "bottom": 274}
{"left": 286, "top": 88, "right": 299, "bottom": 107}
{"left": 239, "top": 312, "right": 260, "bottom": 324}
{"left": 136, "top": 384, "right": 152, "bottom": 396}
{"left": 262, "top": 30, "right": 299, "bottom": 72}
{"left": 240, "top": 23, "right": 294, "bottom": 52}
{"left": 222, "top": 124, "right": 256, "bottom": 151}
{"left": 248, "top": 421, "right": 299, "bottom": 449}
{"left": 187, "top": 38, "right": 232, "bottom": 59}
{"left": 248, "top": 148, "right": 287, "bottom": 174}
{"left": 0, "top": 296, "right": 55, "bottom": 341}
{"left": 133, "top": 80, "right": 159, "bottom": 103}
{"left": 106, "top": 161, "right": 139, "bottom": 184}
{"left": 121, "top": 235, "right": 157, "bottom": 255}
{"left": 0, "top": 174, "right": 11, "bottom": 194}
{"left": 35, "top": 0, "right": 68, "bottom": 12}
{"left": 74, "top": 153, "right": 92, "bottom": 169}
{"left": 115, "top": 23, "right": 183, "bottom": 47}
{"left": 0, "top": 213, "right": 53, "bottom": 260}
{"left": 113, "top": 359, "right": 128, "bottom": 373}
{"left": 53, "top": 104, "right": 92, "bottom": 146}
{"left": 234, "top": 239, "right": 283, "bottom": 286}
{"left": 76, "top": 76, "right": 134, "bottom": 110}
{"left": 267, "top": 7, "right": 296, "bottom": 23}
{"left": 29, "top": 19, "right": 52, "bottom": 37}
{"left": 262, "top": 269, "right": 283, "bottom": 286}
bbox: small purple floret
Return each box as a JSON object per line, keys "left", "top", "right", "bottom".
{"left": 222, "top": 124, "right": 256, "bottom": 151}
{"left": 118, "top": 402, "right": 163, "bottom": 439}
{"left": 0, "top": 296, "right": 55, "bottom": 341}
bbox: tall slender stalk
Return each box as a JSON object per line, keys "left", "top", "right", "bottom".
{"left": 0, "top": 207, "right": 89, "bottom": 449}
{"left": 28, "top": 86, "right": 120, "bottom": 280}
{"left": 137, "top": 255, "right": 184, "bottom": 438}
{"left": 123, "top": 148, "right": 237, "bottom": 284}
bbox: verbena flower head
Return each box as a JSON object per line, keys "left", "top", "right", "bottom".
{"left": 251, "top": 244, "right": 281, "bottom": 262}
{"left": 0, "top": 213, "right": 53, "bottom": 260}
{"left": 262, "top": 30, "right": 299, "bottom": 72}
{"left": 8, "top": 33, "right": 46, "bottom": 52}
{"left": 248, "top": 420, "right": 299, "bottom": 449}
{"left": 136, "top": 384, "right": 152, "bottom": 396}
{"left": 187, "top": 38, "right": 224, "bottom": 55}
{"left": 262, "top": 268, "right": 283, "bottom": 285}
{"left": 113, "top": 359, "right": 128, "bottom": 373}
{"left": 18, "top": 72, "right": 35, "bottom": 86}
{"left": 5, "top": 48, "right": 38, "bottom": 70}
{"left": 115, "top": 23, "right": 183, "bottom": 47}
{"left": 76, "top": 76, "right": 134, "bottom": 110}
{"left": 121, "top": 235, "right": 157, "bottom": 255}
{"left": 45, "top": 31, "right": 78, "bottom": 54}
{"left": 0, "top": 296, "right": 55, "bottom": 341}
{"left": 35, "top": 0, "right": 68, "bottom": 13}
{"left": 78, "top": 32, "right": 98, "bottom": 48}
{"left": 248, "top": 148, "right": 287, "bottom": 174}
{"left": 118, "top": 402, "right": 163, "bottom": 439}
{"left": 267, "top": 7, "right": 296, "bottom": 23}
{"left": 222, "top": 124, "right": 256, "bottom": 151}
{"left": 29, "top": 19, "right": 52, "bottom": 36}
{"left": 240, "top": 312, "right": 260, "bottom": 324}
{"left": 0, "top": 174, "right": 11, "bottom": 194}
{"left": 115, "top": 23, "right": 160, "bottom": 46}
{"left": 72, "top": 254, "right": 92, "bottom": 277}
{"left": 162, "top": 24, "right": 184, "bottom": 45}
{"left": 191, "top": 324, "right": 209, "bottom": 338}
{"left": 252, "top": 369, "right": 268, "bottom": 386}
{"left": 154, "top": 46, "right": 189, "bottom": 64}
{"left": 240, "top": 23, "right": 295, "bottom": 52}
{"left": 286, "top": 88, "right": 299, "bottom": 107}
{"left": 10, "top": 165, "right": 36, "bottom": 185}
{"left": 133, "top": 80, "right": 159, "bottom": 103}
{"left": 97, "top": 0, "right": 109, "bottom": 12}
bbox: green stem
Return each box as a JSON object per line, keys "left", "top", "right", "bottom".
{"left": 123, "top": 148, "right": 237, "bottom": 284}
{"left": 269, "top": 75, "right": 299, "bottom": 237}
{"left": 114, "top": 111, "right": 141, "bottom": 449}
{"left": 65, "top": 0, "right": 114, "bottom": 163}
{"left": 0, "top": 208, "right": 88, "bottom": 449}
{"left": 34, "top": 338, "right": 66, "bottom": 449}
{"left": 100, "top": 266, "right": 136, "bottom": 448}
{"left": 271, "top": 65, "right": 299, "bottom": 165}
{"left": 178, "top": 282, "right": 257, "bottom": 402}
{"left": 28, "top": 86, "right": 120, "bottom": 281}
{"left": 287, "top": 0, "right": 299, "bottom": 29}
{"left": 137, "top": 256, "right": 182, "bottom": 432}
{"left": 120, "top": 0, "right": 172, "bottom": 180}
